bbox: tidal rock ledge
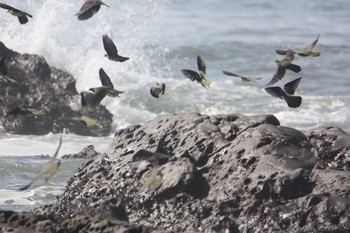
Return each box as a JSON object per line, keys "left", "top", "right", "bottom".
{"left": 2, "top": 112, "right": 350, "bottom": 232}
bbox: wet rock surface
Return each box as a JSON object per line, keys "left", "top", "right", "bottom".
{"left": 61, "top": 145, "right": 101, "bottom": 159}
{"left": 0, "top": 42, "right": 112, "bottom": 136}
{"left": 15, "top": 112, "right": 348, "bottom": 232}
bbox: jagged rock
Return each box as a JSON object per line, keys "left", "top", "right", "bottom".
{"left": 28, "top": 112, "right": 350, "bottom": 232}
{"left": 61, "top": 145, "right": 101, "bottom": 159}
{"left": 0, "top": 42, "right": 113, "bottom": 136}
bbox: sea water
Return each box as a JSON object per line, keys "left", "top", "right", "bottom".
{"left": 0, "top": 0, "right": 349, "bottom": 211}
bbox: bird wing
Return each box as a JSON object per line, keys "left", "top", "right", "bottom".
{"left": 99, "top": 68, "right": 114, "bottom": 88}
{"left": 0, "top": 3, "right": 18, "bottom": 12}
{"left": 18, "top": 174, "right": 43, "bottom": 191}
{"left": 264, "top": 86, "right": 287, "bottom": 100}
{"left": 150, "top": 86, "right": 162, "bottom": 98}
{"left": 285, "top": 63, "right": 301, "bottom": 73}
{"left": 90, "top": 87, "right": 108, "bottom": 105}
{"left": 76, "top": 4, "right": 100, "bottom": 20}
{"left": 102, "top": 34, "right": 118, "bottom": 56}
{"left": 266, "top": 66, "right": 286, "bottom": 86}
{"left": 304, "top": 34, "right": 320, "bottom": 51}
{"left": 52, "top": 137, "right": 63, "bottom": 159}
{"left": 161, "top": 83, "right": 166, "bottom": 94}
{"left": 222, "top": 70, "right": 241, "bottom": 77}
{"left": 275, "top": 49, "right": 288, "bottom": 55}
{"left": 197, "top": 56, "right": 206, "bottom": 75}
{"left": 181, "top": 69, "right": 201, "bottom": 82}
{"left": 284, "top": 77, "right": 302, "bottom": 95}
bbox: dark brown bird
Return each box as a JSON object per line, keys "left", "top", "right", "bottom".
{"left": 266, "top": 50, "right": 301, "bottom": 86}
{"left": 276, "top": 34, "right": 321, "bottom": 57}
{"left": 150, "top": 83, "right": 166, "bottom": 98}
{"left": 181, "top": 55, "right": 210, "bottom": 89}
{"left": 0, "top": 3, "right": 32, "bottom": 24}
{"left": 102, "top": 34, "right": 129, "bottom": 62}
{"left": 222, "top": 70, "right": 263, "bottom": 82}
{"left": 76, "top": 0, "right": 109, "bottom": 21}
{"left": 265, "top": 77, "right": 303, "bottom": 108}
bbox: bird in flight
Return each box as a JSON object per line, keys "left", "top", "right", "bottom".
{"left": 5, "top": 105, "right": 44, "bottom": 119}
{"left": 182, "top": 55, "right": 210, "bottom": 89}
{"left": 89, "top": 68, "right": 124, "bottom": 106}
{"left": 276, "top": 34, "right": 321, "bottom": 57}
{"left": 76, "top": 0, "right": 109, "bottom": 21}
{"left": 222, "top": 70, "right": 263, "bottom": 82}
{"left": 18, "top": 137, "right": 63, "bottom": 191}
{"left": 102, "top": 34, "right": 129, "bottom": 62}
{"left": 150, "top": 83, "right": 166, "bottom": 98}
{"left": 266, "top": 50, "right": 301, "bottom": 86}
{"left": 265, "top": 77, "right": 303, "bottom": 108}
{"left": 0, "top": 3, "right": 33, "bottom": 24}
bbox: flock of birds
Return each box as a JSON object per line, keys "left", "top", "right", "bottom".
{"left": 1, "top": 0, "right": 321, "bottom": 190}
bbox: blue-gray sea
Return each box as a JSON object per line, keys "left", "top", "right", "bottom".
{"left": 0, "top": 0, "right": 349, "bottom": 212}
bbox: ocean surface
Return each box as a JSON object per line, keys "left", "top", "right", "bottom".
{"left": 0, "top": 0, "right": 349, "bottom": 212}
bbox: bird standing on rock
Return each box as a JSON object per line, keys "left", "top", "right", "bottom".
{"left": 102, "top": 34, "right": 129, "bottom": 62}
{"left": 0, "top": 3, "right": 33, "bottom": 24}
{"left": 89, "top": 68, "right": 124, "bottom": 106}
{"left": 182, "top": 55, "right": 210, "bottom": 89}
{"left": 276, "top": 34, "right": 321, "bottom": 57}
{"left": 76, "top": 0, "right": 109, "bottom": 21}
{"left": 265, "top": 77, "right": 303, "bottom": 108}
{"left": 222, "top": 70, "right": 263, "bottom": 82}
{"left": 266, "top": 50, "right": 301, "bottom": 86}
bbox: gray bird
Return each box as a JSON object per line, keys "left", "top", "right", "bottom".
{"left": 222, "top": 70, "right": 263, "bottom": 82}
{"left": 89, "top": 68, "right": 124, "bottom": 105}
{"left": 265, "top": 77, "right": 303, "bottom": 108}
{"left": 102, "top": 34, "right": 129, "bottom": 62}
{"left": 276, "top": 34, "right": 321, "bottom": 57}
{"left": 150, "top": 83, "right": 166, "bottom": 98}
{"left": 6, "top": 105, "right": 44, "bottom": 118}
{"left": 182, "top": 55, "right": 210, "bottom": 89}
{"left": 76, "top": 0, "right": 109, "bottom": 21}
{"left": 0, "top": 3, "right": 33, "bottom": 24}
{"left": 266, "top": 50, "right": 301, "bottom": 86}
{"left": 18, "top": 137, "right": 62, "bottom": 191}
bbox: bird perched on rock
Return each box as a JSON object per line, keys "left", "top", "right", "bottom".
{"left": 76, "top": 0, "right": 109, "bottom": 21}
{"left": 266, "top": 50, "right": 301, "bottom": 86}
{"left": 89, "top": 68, "right": 124, "bottom": 106}
{"left": 150, "top": 83, "right": 166, "bottom": 98}
{"left": 222, "top": 70, "right": 263, "bottom": 82}
{"left": 102, "top": 34, "right": 129, "bottom": 62}
{"left": 0, "top": 3, "right": 33, "bottom": 24}
{"left": 182, "top": 55, "right": 210, "bottom": 89}
{"left": 265, "top": 77, "right": 302, "bottom": 108}
{"left": 276, "top": 34, "right": 321, "bottom": 57}
{"left": 18, "top": 137, "right": 63, "bottom": 191}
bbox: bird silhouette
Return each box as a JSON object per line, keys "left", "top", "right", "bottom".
{"left": 18, "top": 137, "right": 63, "bottom": 191}
{"left": 76, "top": 0, "right": 109, "bottom": 21}
{"left": 102, "top": 34, "right": 129, "bottom": 62}
{"left": 150, "top": 83, "right": 166, "bottom": 98}
{"left": 222, "top": 70, "right": 263, "bottom": 82}
{"left": 6, "top": 105, "right": 44, "bottom": 119}
{"left": 0, "top": 3, "right": 33, "bottom": 24}
{"left": 89, "top": 68, "right": 124, "bottom": 106}
{"left": 182, "top": 55, "right": 210, "bottom": 89}
{"left": 75, "top": 92, "right": 98, "bottom": 127}
{"left": 276, "top": 34, "right": 321, "bottom": 57}
{"left": 265, "top": 77, "right": 303, "bottom": 108}
{"left": 266, "top": 50, "right": 301, "bottom": 86}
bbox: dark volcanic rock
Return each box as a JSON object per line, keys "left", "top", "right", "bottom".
{"left": 0, "top": 42, "right": 113, "bottom": 136}
{"left": 29, "top": 112, "right": 350, "bottom": 232}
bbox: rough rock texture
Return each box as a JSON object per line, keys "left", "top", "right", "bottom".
{"left": 0, "top": 42, "right": 113, "bottom": 136}
{"left": 27, "top": 112, "right": 350, "bottom": 232}
{"left": 61, "top": 145, "right": 101, "bottom": 159}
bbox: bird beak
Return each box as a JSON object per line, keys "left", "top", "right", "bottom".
{"left": 101, "top": 1, "right": 110, "bottom": 7}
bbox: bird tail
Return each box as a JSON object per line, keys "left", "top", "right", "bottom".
{"left": 309, "top": 51, "right": 321, "bottom": 57}
{"left": 286, "top": 96, "right": 302, "bottom": 108}
{"left": 117, "top": 56, "right": 129, "bottom": 62}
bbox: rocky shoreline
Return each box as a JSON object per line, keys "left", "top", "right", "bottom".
{"left": 1, "top": 112, "right": 349, "bottom": 232}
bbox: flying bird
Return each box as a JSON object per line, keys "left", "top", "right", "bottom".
{"left": 102, "top": 34, "right": 129, "bottom": 62}
{"left": 89, "top": 68, "right": 124, "bottom": 105}
{"left": 76, "top": 0, "right": 109, "bottom": 21}
{"left": 222, "top": 70, "right": 263, "bottom": 82}
{"left": 182, "top": 55, "right": 210, "bottom": 89}
{"left": 276, "top": 34, "right": 321, "bottom": 57}
{"left": 76, "top": 92, "right": 98, "bottom": 127}
{"left": 0, "top": 3, "right": 33, "bottom": 24}
{"left": 264, "top": 77, "right": 303, "bottom": 108}
{"left": 266, "top": 50, "right": 301, "bottom": 86}
{"left": 6, "top": 105, "right": 44, "bottom": 118}
{"left": 150, "top": 83, "right": 166, "bottom": 98}
{"left": 18, "top": 137, "right": 63, "bottom": 191}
